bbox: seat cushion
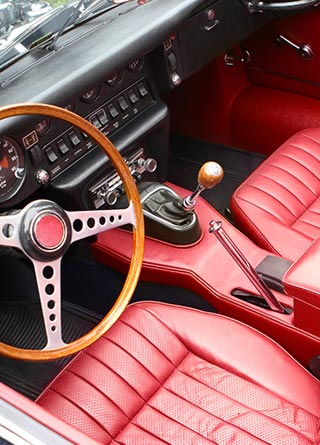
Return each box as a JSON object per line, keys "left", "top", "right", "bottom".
{"left": 230, "top": 128, "right": 320, "bottom": 261}
{"left": 37, "top": 302, "right": 320, "bottom": 444}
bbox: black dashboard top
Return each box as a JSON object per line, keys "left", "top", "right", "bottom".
{"left": 0, "top": 0, "right": 204, "bottom": 109}
{"left": 0, "top": 0, "right": 273, "bottom": 209}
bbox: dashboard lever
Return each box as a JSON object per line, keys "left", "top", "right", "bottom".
{"left": 247, "top": 0, "right": 320, "bottom": 13}
{"left": 275, "top": 34, "right": 314, "bottom": 60}
{"left": 205, "top": 20, "right": 219, "bottom": 32}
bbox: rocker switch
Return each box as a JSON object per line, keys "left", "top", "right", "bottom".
{"left": 128, "top": 89, "right": 138, "bottom": 104}
{"left": 137, "top": 83, "right": 148, "bottom": 97}
{"left": 118, "top": 96, "right": 129, "bottom": 111}
{"left": 108, "top": 104, "right": 119, "bottom": 119}
{"left": 57, "top": 139, "right": 69, "bottom": 155}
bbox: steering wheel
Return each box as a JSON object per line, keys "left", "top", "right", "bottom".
{"left": 0, "top": 103, "right": 144, "bottom": 361}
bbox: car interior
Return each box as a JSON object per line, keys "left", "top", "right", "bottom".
{"left": 1, "top": 0, "right": 320, "bottom": 443}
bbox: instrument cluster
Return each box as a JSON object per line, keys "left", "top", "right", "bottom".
{"left": 0, "top": 57, "right": 157, "bottom": 207}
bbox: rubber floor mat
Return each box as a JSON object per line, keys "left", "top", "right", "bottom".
{"left": 168, "top": 135, "right": 265, "bottom": 215}
{"left": 0, "top": 301, "right": 102, "bottom": 399}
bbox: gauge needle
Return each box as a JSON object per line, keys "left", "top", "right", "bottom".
{"left": 0, "top": 157, "right": 9, "bottom": 169}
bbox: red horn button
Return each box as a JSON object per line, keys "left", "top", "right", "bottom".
{"left": 33, "top": 214, "right": 66, "bottom": 250}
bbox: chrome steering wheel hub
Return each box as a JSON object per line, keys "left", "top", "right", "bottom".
{"left": 19, "top": 200, "right": 72, "bottom": 261}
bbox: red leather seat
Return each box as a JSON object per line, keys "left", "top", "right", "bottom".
{"left": 37, "top": 301, "right": 320, "bottom": 444}
{"left": 230, "top": 128, "right": 320, "bottom": 261}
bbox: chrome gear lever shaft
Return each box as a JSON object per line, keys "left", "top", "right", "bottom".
{"left": 209, "top": 220, "right": 287, "bottom": 314}
{"left": 182, "top": 161, "right": 224, "bottom": 211}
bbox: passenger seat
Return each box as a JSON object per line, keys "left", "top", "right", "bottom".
{"left": 230, "top": 128, "right": 320, "bottom": 262}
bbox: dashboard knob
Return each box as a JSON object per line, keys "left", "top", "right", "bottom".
{"left": 36, "top": 169, "right": 50, "bottom": 185}
{"left": 144, "top": 158, "right": 157, "bottom": 173}
{"left": 137, "top": 157, "right": 157, "bottom": 173}
{"left": 104, "top": 190, "right": 118, "bottom": 206}
{"left": 97, "top": 189, "right": 118, "bottom": 206}
{"left": 171, "top": 72, "right": 182, "bottom": 87}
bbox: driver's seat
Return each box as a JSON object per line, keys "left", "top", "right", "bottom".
{"left": 37, "top": 302, "right": 320, "bottom": 444}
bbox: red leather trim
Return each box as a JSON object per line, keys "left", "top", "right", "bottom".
{"left": 92, "top": 183, "right": 320, "bottom": 367}
{"left": 0, "top": 383, "right": 101, "bottom": 445}
{"left": 165, "top": 55, "right": 249, "bottom": 146}
{"left": 284, "top": 239, "right": 320, "bottom": 308}
{"left": 38, "top": 302, "right": 320, "bottom": 443}
{"left": 243, "top": 9, "right": 320, "bottom": 99}
{"left": 229, "top": 85, "right": 320, "bottom": 155}
{"left": 231, "top": 128, "right": 320, "bottom": 261}
{"left": 294, "top": 299, "right": 320, "bottom": 338}
{"left": 282, "top": 238, "right": 320, "bottom": 337}
{"left": 131, "top": 302, "right": 320, "bottom": 416}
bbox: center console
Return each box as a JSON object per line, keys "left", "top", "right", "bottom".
{"left": 91, "top": 164, "right": 320, "bottom": 370}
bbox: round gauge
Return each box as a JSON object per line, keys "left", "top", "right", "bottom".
{"left": 0, "top": 137, "right": 25, "bottom": 202}
{"left": 35, "top": 118, "right": 50, "bottom": 136}
{"left": 106, "top": 72, "right": 121, "bottom": 87}
{"left": 128, "top": 58, "right": 144, "bottom": 73}
{"left": 81, "top": 87, "right": 100, "bottom": 103}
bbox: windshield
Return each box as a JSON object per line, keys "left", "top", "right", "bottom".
{"left": 0, "top": 0, "right": 72, "bottom": 44}
{"left": 0, "top": 0, "right": 122, "bottom": 67}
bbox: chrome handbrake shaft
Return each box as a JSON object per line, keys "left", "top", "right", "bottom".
{"left": 209, "top": 220, "right": 287, "bottom": 314}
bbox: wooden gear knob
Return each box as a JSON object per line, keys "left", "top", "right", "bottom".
{"left": 197, "top": 161, "right": 224, "bottom": 189}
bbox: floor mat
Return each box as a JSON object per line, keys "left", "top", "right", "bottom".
{"left": 168, "top": 135, "right": 266, "bottom": 215}
{"left": 0, "top": 301, "right": 102, "bottom": 400}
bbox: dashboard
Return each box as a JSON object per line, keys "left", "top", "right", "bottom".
{"left": 0, "top": 0, "right": 273, "bottom": 211}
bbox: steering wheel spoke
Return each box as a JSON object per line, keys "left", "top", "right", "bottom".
{"left": 32, "top": 258, "right": 66, "bottom": 350}
{"left": 68, "top": 202, "right": 136, "bottom": 243}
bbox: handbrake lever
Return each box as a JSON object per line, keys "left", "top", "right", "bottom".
{"left": 209, "top": 220, "right": 289, "bottom": 314}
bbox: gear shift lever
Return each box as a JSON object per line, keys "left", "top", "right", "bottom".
{"left": 136, "top": 161, "right": 223, "bottom": 244}
{"left": 182, "top": 161, "right": 224, "bottom": 211}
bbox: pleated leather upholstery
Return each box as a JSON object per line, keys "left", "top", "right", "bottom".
{"left": 230, "top": 128, "right": 320, "bottom": 261}
{"left": 37, "top": 302, "right": 320, "bottom": 444}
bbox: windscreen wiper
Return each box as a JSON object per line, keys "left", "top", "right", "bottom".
{"left": 49, "top": 0, "right": 88, "bottom": 50}
{"left": 50, "top": 0, "right": 121, "bottom": 49}
{"left": 0, "top": 5, "right": 78, "bottom": 69}
{"left": 74, "top": 0, "right": 142, "bottom": 24}
{"left": 0, "top": 0, "right": 142, "bottom": 69}
{"left": 74, "top": 0, "right": 117, "bottom": 24}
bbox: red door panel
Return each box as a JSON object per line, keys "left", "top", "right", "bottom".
{"left": 226, "top": 9, "right": 320, "bottom": 155}
{"left": 243, "top": 10, "right": 320, "bottom": 99}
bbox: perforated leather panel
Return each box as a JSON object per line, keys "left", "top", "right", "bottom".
{"left": 37, "top": 302, "right": 320, "bottom": 444}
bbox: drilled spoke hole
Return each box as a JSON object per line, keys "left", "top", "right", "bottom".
{"left": 99, "top": 216, "right": 106, "bottom": 225}
{"left": 43, "top": 266, "right": 54, "bottom": 279}
{"left": 73, "top": 219, "right": 83, "bottom": 232}
{"left": 49, "top": 314, "right": 56, "bottom": 322}
{"left": 2, "top": 224, "right": 14, "bottom": 238}
{"left": 109, "top": 215, "right": 115, "bottom": 223}
{"left": 45, "top": 284, "right": 54, "bottom": 295}
{"left": 47, "top": 300, "right": 55, "bottom": 309}
{"left": 87, "top": 217, "right": 95, "bottom": 228}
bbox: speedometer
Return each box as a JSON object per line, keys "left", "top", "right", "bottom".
{"left": 0, "top": 137, "right": 25, "bottom": 202}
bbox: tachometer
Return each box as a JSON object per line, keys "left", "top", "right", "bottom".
{"left": 0, "top": 137, "right": 25, "bottom": 202}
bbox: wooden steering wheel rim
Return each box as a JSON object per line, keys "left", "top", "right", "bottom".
{"left": 0, "top": 103, "right": 145, "bottom": 361}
